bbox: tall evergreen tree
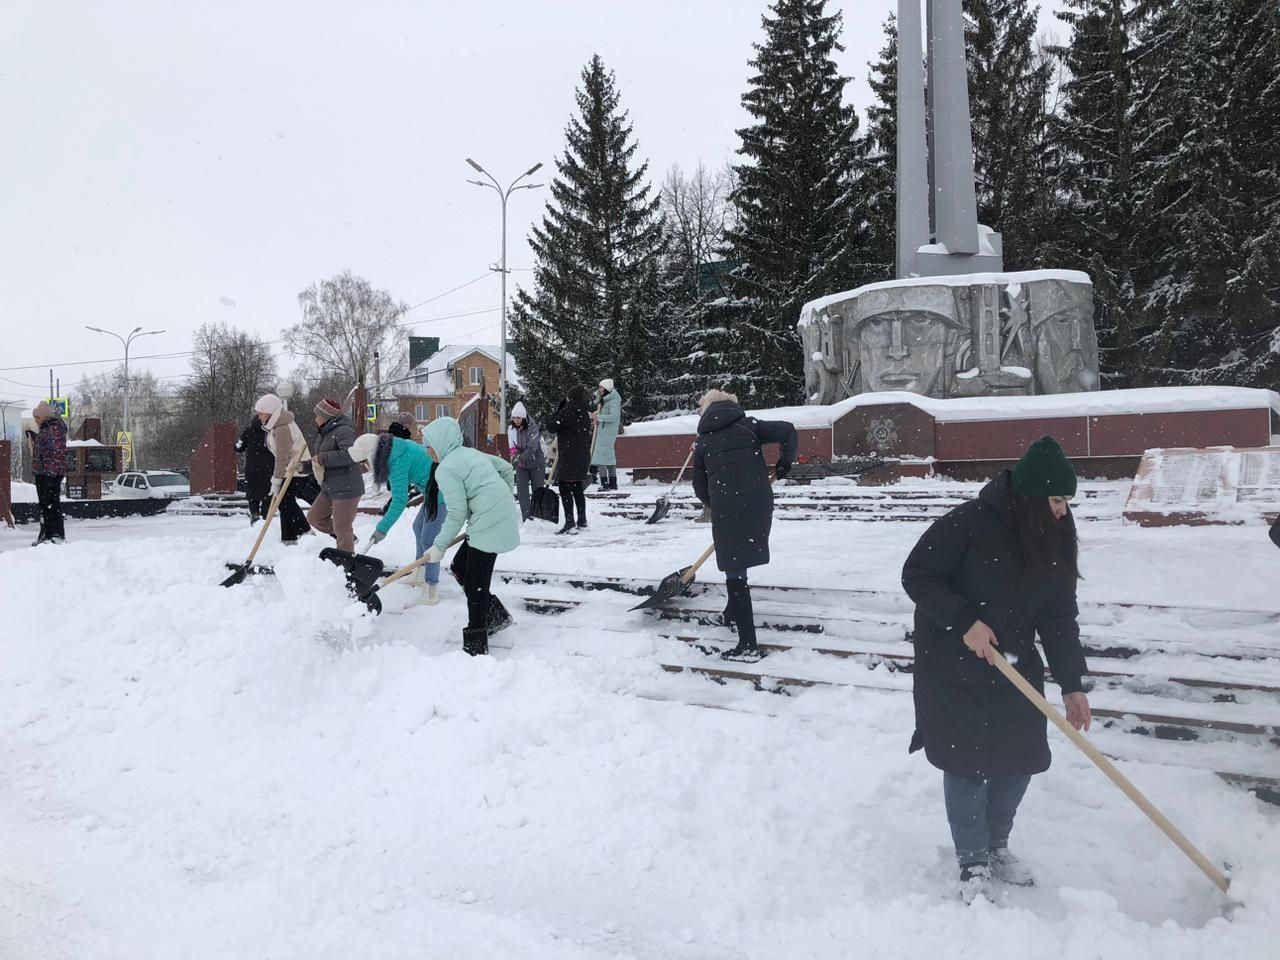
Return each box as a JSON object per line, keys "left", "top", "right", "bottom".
{"left": 1127, "top": 0, "right": 1280, "bottom": 385}
{"left": 1049, "top": 0, "right": 1140, "bottom": 382}
{"left": 725, "top": 0, "right": 867, "bottom": 407}
{"left": 508, "top": 55, "right": 666, "bottom": 419}
{"left": 853, "top": 14, "right": 899, "bottom": 287}
{"left": 964, "top": 0, "right": 1059, "bottom": 269}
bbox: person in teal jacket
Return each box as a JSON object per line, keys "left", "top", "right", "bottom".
{"left": 421, "top": 417, "right": 520, "bottom": 655}
{"left": 351, "top": 432, "right": 448, "bottom": 607}
{"left": 591, "top": 378, "right": 623, "bottom": 491}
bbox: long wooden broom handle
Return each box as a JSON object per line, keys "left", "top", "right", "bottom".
{"left": 668, "top": 445, "right": 696, "bottom": 492}
{"left": 680, "top": 543, "right": 717, "bottom": 585}
{"left": 990, "top": 651, "right": 1229, "bottom": 892}
{"left": 378, "top": 534, "right": 467, "bottom": 588}
{"left": 243, "top": 443, "right": 307, "bottom": 566}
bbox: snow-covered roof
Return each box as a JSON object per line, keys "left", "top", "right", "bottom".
{"left": 66, "top": 439, "right": 104, "bottom": 447}
{"left": 623, "top": 386, "right": 1280, "bottom": 436}
{"left": 390, "top": 344, "right": 521, "bottom": 399}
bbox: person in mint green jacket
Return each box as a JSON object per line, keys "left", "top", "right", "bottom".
{"left": 421, "top": 417, "right": 520, "bottom": 655}
{"left": 350, "top": 431, "right": 448, "bottom": 607}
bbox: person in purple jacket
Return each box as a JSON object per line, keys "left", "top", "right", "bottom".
{"left": 28, "top": 400, "right": 68, "bottom": 546}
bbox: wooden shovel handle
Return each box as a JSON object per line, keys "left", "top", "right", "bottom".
{"left": 243, "top": 444, "right": 307, "bottom": 566}
{"left": 378, "top": 534, "right": 467, "bottom": 589}
{"left": 991, "top": 650, "right": 1229, "bottom": 892}
{"left": 680, "top": 543, "right": 717, "bottom": 585}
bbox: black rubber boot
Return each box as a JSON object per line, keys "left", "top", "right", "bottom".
{"left": 720, "top": 579, "right": 762, "bottom": 662}
{"left": 463, "top": 626, "right": 489, "bottom": 657}
{"left": 556, "top": 520, "right": 576, "bottom": 535}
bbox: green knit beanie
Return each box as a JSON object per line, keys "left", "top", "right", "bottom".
{"left": 1012, "top": 436, "right": 1077, "bottom": 497}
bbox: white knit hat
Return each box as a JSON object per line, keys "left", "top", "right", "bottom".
{"left": 254, "top": 393, "right": 282, "bottom": 415}
{"left": 350, "top": 432, "right": 379, "bottom": 464}
{"left": 599, "top": 378, "right": 615, "bottom": 392}
{"left": 510, "top": 401, "right": 528, "bottom": 421}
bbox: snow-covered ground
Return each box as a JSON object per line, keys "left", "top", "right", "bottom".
{"left": 2, "top": 491, "right": 1279, "bottom": 959}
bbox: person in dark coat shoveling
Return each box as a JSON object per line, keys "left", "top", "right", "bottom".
{"left": 545, "top": 384, "right": 593, "bottom": 535}
{"left": 901, "top": 435, "right": 1091, "bottom": 904}
{"left": 691, "top": 389, "right": 798, "bottom": 662}
{"left": 235, "top": 416, "right": 275, "bottom": 524}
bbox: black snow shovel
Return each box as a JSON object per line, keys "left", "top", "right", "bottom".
{"left": 530, "top": 441, "right": 560, "bottom": 524}
{"left": 629, "top": 542, "right": 716, "bottom": 611}
{"left": 647, "top": 444, "right": 696, "bottom": 525}
{"left": 354, "top": 534, "right": 467, "bottom": 613}
{"left": 220, "top": 446, "right": 306, "bottom": 587}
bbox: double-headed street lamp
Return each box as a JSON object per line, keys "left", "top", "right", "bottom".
{"left": 465, "top": 157, "right": 543, "bottom": 434}
{"left": 85, "top": 325, "right": 165, "bottom": 437}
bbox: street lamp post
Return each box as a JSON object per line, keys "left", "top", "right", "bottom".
{"left": 85, "top": 325, "right": 165, "bottom": 449}
{"left": 465, "top": 157, "right": 543, "bottom": 435}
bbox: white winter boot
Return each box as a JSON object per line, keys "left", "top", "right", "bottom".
{"left": 402, "top": 566, "right": 436, "bottom": 608}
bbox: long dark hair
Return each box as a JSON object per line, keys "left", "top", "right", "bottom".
{"left": 1010, "top": 494, "right": 1080, "bottom": 581}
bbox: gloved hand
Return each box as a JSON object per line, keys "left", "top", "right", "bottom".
{"left": 270, "top": 477, "right": 283, "bottom": 497}
{"left": 234, "top": 440, "right": 245, "bottom": 452}
{"left": 775, "top": 460, "right": 793, "bottom": 480}
{"left": 369, "top": 529, "right": 386, "bottom": 546}
{"left": 426, "top": 545, "right": 444, "bottom": 564}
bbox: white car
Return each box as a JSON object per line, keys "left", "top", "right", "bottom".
{"left": 112, "top": 471, "right": 191, "bottom": 500}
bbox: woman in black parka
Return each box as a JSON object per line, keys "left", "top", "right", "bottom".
{"left": 235, "top": 416, "right": 275, "bottom": 524}
{"left": 902, "top": 435, "right": 1091, "bottom": 903}
{"left": 692, "top": 389, "right": 798, "bottom": 662}
{"left": 545, "top": 384, "right": 593, "bottom": 535}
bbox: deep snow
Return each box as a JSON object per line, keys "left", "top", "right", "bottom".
{"left": 2, "top": 495, "right": 1279, "bottom": 959}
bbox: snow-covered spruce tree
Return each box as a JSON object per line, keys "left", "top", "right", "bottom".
{"left": 1222, "top": 0, "right": 1280, "bottom": 388}
{"left": 650, "top": 164, "right": 748, "bottom": 414}
{"left": 964, "top": 0, "right": 1060, "bottom": 270}
{"left": 508, "top": 55, "right": 666, "bottom": 420}
{"left": 1048, "top": 0, "right": 1140, "bottom": 383}
{"left": 854, "top": 13, "right": 901, "bottom": 288}
{"left": 725, "top": 0, "right": 867, "bottom": 407}
{"left": 1127, "top": 0, "right": 1280, "bottom": 387}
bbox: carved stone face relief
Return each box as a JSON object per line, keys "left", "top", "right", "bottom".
{"left": 798, "top": 274, "right": 1099, "bottom": 403}
{"left": 854, "top": 310, "right": 961, "bottom": 397}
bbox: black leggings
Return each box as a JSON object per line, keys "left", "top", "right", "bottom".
{"left": 35, "top": 474, "right": 65, "bottom": 541}
{"left": 276, "top": 477, "right": 312, "bottom": 543}
{"left": 451, "top": 541, "right": 498, "bottom": 630}
{"left": 558, "top": 481, "right": 586, "bottom": 524}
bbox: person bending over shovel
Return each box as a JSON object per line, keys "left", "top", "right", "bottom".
{"left": 350, "top": 431, "right": 447, "bottom": 607}
{"left": 692, "top": 389, "right": 798, "bottom": 663}
{"left": 421, "top": 417, "right": 520, "bottom": 656}
{"left": 901, "top": 435, "right": 1091, "bottom": 905}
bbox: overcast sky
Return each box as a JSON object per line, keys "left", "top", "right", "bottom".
{"left": 0, "top": 0, "right": 1066, "bottom": 406}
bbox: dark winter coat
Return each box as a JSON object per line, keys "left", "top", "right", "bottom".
{"left": 236, "top": 418, "right": 274, "bottom": 497}
{"left": 545, "top": 393, "right": 593, "bottom": 484}
{"left": 32, "top": 416, "right": 68, "bottom": 477}
{"left": 692, "top": 401, "right": 798, "bottom": 573}
{"left": 1270, "top": 514, "right": 1280, "bottom": 550}
{"left": 314, "top": 414, "right": 363, "bottom": 500}
{"left": 901, "top": 470, "right": 1088, "bottom": 780}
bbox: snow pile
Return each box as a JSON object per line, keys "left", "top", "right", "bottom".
{"left": 9, "top": 480, "right": 38, "bottom": 503}
{"left": 1, "top": 513, "right": 1278, "bottom": 957}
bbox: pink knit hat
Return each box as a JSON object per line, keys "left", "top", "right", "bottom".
{"left": 254, "top": 393, "right": 282, "bottom": 415}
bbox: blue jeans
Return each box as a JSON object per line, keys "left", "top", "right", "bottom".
{"left": 411, "top": 500, "right": 449, "bottom": 585}
{"left": 942, "top": 772, "right": 1031, "bottom": 866}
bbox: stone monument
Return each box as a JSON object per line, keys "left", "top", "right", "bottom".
{"left": 799, "top": 0, "right": 1099, "bottom": 403}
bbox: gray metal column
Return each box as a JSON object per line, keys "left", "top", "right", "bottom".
{"left": 896, "top": 0, "right": 930, "bottom": 278}
{"left": 926, "top": 0, "right": 980, "bottom": 255}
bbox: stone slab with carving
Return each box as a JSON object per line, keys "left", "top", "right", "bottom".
{"left": 798, "top": 269, "right": 1100, "bottom": 404}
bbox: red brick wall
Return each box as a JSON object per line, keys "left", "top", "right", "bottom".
{"left": 191, "top": 422, "right": 238, "bottom": 495}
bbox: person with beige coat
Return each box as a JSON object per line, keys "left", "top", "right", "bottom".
{"left": 255, "top": 393, "right": 314, "bottom": 544}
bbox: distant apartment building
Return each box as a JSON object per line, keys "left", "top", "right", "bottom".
{"left": 392, "top": 345, "right": 518, "bottom": 426}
